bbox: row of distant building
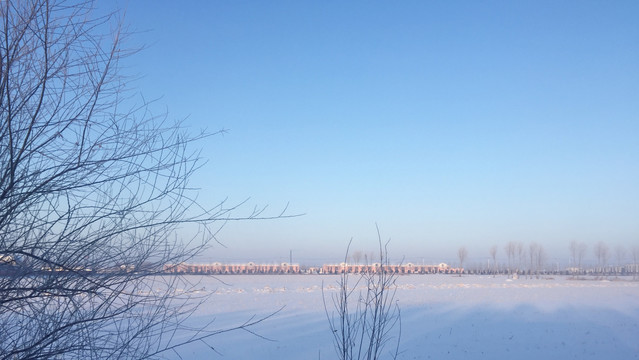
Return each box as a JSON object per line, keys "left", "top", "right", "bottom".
{"left": 164, "top": 261, "right": 639, "bottom": 276}
{"left": 164, "top": 262, "right": 462, "bottom": 275}
{"left": 3, "top": 254, "right": 637, "bottom": 276}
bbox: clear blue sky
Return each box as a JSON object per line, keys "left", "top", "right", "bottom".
{"left": 106, "top": 1, "right": 638, "bottom": 265}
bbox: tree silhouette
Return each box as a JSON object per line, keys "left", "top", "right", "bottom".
{"left": 0, "top": 1, "right": 283, "bottom": 358}
{"left": 457, "top": 246, "right": 468, "bottom": 276}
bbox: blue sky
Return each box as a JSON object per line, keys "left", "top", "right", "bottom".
{"left": 107, "top": 1, "right": 638, "bottom": 265}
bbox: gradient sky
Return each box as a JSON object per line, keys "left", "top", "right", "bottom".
{"left": 105, "top": 1, "right": 638, "bottom": 265}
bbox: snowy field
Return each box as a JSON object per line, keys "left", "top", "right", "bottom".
{"left": 171, "top": 275, "right": 639, "bottom": 359}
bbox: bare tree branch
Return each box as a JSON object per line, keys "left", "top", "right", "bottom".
{"left": 323, "top": 227, "right": 401, "bottom": 360}
{"left": 0, "top": 1, "right": 290, "bottom": 359}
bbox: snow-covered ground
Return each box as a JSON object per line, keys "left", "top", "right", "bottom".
{"left": 171, "top": 275, "right": 639, "bottom": 359}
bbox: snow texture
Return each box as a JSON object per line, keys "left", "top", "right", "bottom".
{"left": 170, "top": 275, "right": 639, "bottom": 359}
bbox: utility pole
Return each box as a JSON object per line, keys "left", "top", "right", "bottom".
{"left": 290, "top": 250, "right": 293, "bottom": 264}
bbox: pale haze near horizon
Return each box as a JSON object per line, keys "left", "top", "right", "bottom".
{"left": 106, "top": 1, "right": 638, "bottom": 266}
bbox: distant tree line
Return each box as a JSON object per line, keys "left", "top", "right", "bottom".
{"left": 454, "top": 241, "right": 639, "bottom": 277}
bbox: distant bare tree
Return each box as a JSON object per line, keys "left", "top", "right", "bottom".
{"left": 528, "top": 242, "right": 539, "bottom": 277}
{"left": 632, "top": 246, "right": 639, "bottom": 280}
{"left": 489, "top": 245, "right": 498, "bottom": 275}
{"left": 536, "top": 244, "right": 546, "bottom": 276}
{"left": 457, "top": 246, "right": 468, "bottom": 276}
{"left": 615, "top": 245, "right": 626, "bottom": 274}
{"left": 324, "top": 232, "right": 401, "bottom": 360}
{"left": 594, "top": 241, "right": 610, "bottom": 272}
{"left": 569, "top": 240, "right": 579, "bottom": 268}
{"left": 504, "top": 241, "right": 516, "bottom": 275}
{"left": 516, "top": 242, "right": 525, "bottom": 274}
{"left": 569, "top": 241, "right": 588, "bottom": 275}
{"left": 352, "top": 250, "right": 363, "bottom": 265}
{"left": 577, "top": 242, "right": 587, "bottom": 272}
{"left": 0, "top": 1, "right": 285, "bottom": 358}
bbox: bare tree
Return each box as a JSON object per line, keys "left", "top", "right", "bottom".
{"left": 526, "top": 242, "right": 546, "bottom": 277}
{"left": 594, "top": 241, "right": 610, "bottom": 272}
{"left": 0, "top": 1, "right": 283, "bottom": 358}
{"left": 569, "top": 240, "right": 579, "bottom": 268}
{"left": 632, "top": 246, "right": 639, "bottom": 280}
{"left": 528, "top": 242, "right": 539, "bottom": 277}
{"left": 536, "top": 244, "right": 546, "bottom": 276}
{"left": 615, "top": 245, "right": 626, "bottom": 274}
{"left": 569, "top": 240, "right": 587, "bottom": 274}
{"left": 516, "top": 241, "right": 525, "bottom": 274}
{"left": 457, "top": 246, "right": 468, "bottom": 276}
{"left": 489, "top": 245, "right": 498, "bottom": 275}
{"left": 324, "top": 232, "right": 401, "bottom": 360}
{"left": 576, "top": 242, "right": 587, "bottom": 273}
{"left": 504, "top": 241, "right": 516, "bottom": 275}
{"left": 352, "top": 250, "right": 363, "bottom": 265}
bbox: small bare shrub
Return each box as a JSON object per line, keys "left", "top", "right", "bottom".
{"left": 323, "top": 230, "right": 401, "bottom": 360}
